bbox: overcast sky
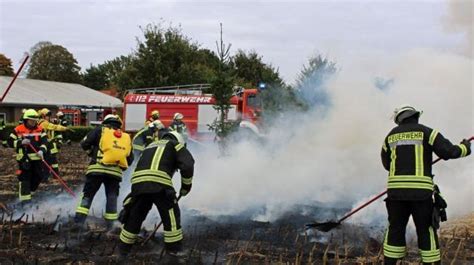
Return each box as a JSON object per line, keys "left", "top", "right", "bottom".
{"left": 0, "top": 0, "right": 465, "bottom": 83}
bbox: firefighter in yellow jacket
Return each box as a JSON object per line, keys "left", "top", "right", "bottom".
{"left": 75, "top": 114, "right": 133, "bottom": 229}
{"left": 381, "top": 105, "right": 471, "bottom": 265}
{"left": 38, "top": 108, "right": 68, "bottom": 177}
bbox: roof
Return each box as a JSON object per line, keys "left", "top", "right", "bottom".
{"left": 0, "top": 77, "right": 122, "bottom": 107}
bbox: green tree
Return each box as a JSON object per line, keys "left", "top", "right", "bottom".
{"left": 82, "top": 55, "right": 132, "bottom": 90}
{"left": 230, "top": 50, "right": 284, "bottom": 88}
{"left": 117, "top": 23, "right": 219, "bottom": 91}
{"left": 208, "top": 24, "right": 236, "bottom": 153}
{"left": 27, "top": 44, "right": 82, "bottom": 83}
{"left": 295, "top": 54, "right": 337, "bottom": 108}
{"left": 0, "top": 54, "right": 14, "bottom": 76}
{"left": 23, "top": 41, "right": 53, "bottom": 77}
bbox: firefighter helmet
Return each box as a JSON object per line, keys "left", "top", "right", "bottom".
{"left": 150, "top": 110, "right": 160, "bottom": 119}
{"left": 173, "top": 113, "right": 184, "bottom": 120}
{"left": 23, "top": 109, "right": 40, "bottom": 121}
{"left": 393, "top": 105, "right": 422, "bottom": 124}
{"left": 103, "top": 114, "right": 122, "bottom": 126}
{"left": 57, "top": 111, "right": 64, "bottom": 117}
{"left": 149, "top": 120, "right": 165, "bottom": 130}
{"left": 39, "top": 108, "right": 51, "bottom": 117}
{"left": 165, "top": 131, "right": 185, "bottom": 145}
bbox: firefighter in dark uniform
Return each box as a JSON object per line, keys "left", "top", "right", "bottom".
{"left": 54, "top": 111, "right": 71, "bottom": 145}
{"left": 381, "top": 105, "right": 471, "bottom": 265}
{"left": 118, "top": 131, "right": 194, "bottom": 257}
{"left": 74, "top": 114, "right": 133, "bottom": 229}
{"left": 169, "top": 112, "right": 188, "bottom": 142}
{"left": 8, "top": 109, "right": 49, "bottom": 203}
{"left": 0, "top": 118, "right": 7, "bottom": 147}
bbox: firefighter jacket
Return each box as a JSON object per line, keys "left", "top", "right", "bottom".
{"left": 169, "top": 121, "right": 188, "bottom": 135}
{"left": 53, "top": 118, "right": 69, "bottom": 146}
{"left": 8, "top": 124, "right": 48, "bottom": 162}
{"left": 132, "top": 126, "right": 156, "bottom": 152}
{"left": 38, "top": 119, "right": 67, "bottom": 154}
{"left": 81, "top": 125, "right": 133, "bottom": 180}
{"left": 131, "top": 139, "right": 194, "bottom": 196}
{"left": 0, "top": 119, "right": 7, "bottom": 147}
{"left": 381, "top": 121, "right": 470, "bottom": 200}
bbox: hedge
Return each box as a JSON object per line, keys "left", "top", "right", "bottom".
{"left": 2, "top": 124, "right": 94, "bottom": 143}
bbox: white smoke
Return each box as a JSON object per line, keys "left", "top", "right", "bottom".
{"left": 183, "top": 48, "right": 473, "bottom": 225}
{"left": 443, "top": 0, "right": 473, "bottom": 58}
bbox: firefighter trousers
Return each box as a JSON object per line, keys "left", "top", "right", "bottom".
{"left": 384, "top": 199, "right": 440, "bottom": 265}
{"left": 75, "top": 173, "right": 120, "bottom": 223}
{"left": 119, "top": 190, "right": 182, "bottom": 252}
{"left": 17, "top": 160, "right": 44, "bottom": 202}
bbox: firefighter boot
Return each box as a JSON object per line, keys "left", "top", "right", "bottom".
{"left": 118, "top": 242, "right": 132, "bottom": 258}
{"left": 384, "top": 257, "right": 399, "bottom": 265}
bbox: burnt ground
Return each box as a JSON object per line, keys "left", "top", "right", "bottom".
{"left": 0, "top": 144, "right": 473, "bottom": 264}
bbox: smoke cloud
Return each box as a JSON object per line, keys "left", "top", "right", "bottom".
{"left": 443, "top": 0, "right": 473, "bottom": 57}
{"left": 184, "top": 48, "right": 473, "bottom": 225}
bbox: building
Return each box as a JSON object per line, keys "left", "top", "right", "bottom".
{"left": 0, "top": 77, "right": 122, "bottom": 125}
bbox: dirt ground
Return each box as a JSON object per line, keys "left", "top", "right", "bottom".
{"left": 0, "top": 144, "right": 472, "bottom": 264}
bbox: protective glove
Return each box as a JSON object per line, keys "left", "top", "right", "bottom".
{"left": 21, "top": 138, "right": 31, "bottom": 146}
{"left": 461, "top": 139, "right": 471, "bottom": 156}
{"left": 179, "top": 184, "right": 192, "bottom": 197}
{"left": 37, "top": 150, "right": 44, "bottom": 160}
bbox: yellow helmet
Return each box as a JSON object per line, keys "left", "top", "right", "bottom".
{"left": 150, "top": 110, "right": 160, "bottom": 119}
{"left": 23, "top": 109, "right": 40, "bottom": 121}
{"left": 38, "top": 108, "right": 51, "bottom": 117}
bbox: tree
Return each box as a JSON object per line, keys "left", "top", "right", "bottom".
{"left": 82, "top": 55, "right": 132, "bottom": 90}
{"left": 230, "top": 50, "right": 284, "bottom": 88}
{"left": 295, "top": 54, "right": 337, "bottom": 108}
{"left": 22, "top": 41, "right": 53, "bottom": 77}
{"left": 0, "top": 54, "right": 14, "bottom": 76}
{"left": 116, "top": 23, "right": 220, "bottom": 91}
{"left": 27, "top": 44, "right": 82, "bottom": 83}
{"left": 208, "top": 24, "right": 236, "bottom": 153}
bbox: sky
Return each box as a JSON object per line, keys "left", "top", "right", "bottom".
{"left": 0, "top": 0, "right": 468, "bottom": 84}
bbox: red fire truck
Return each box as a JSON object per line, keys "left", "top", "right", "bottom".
{"left": 123, "top": 84, "right": 262, "bottom": 140}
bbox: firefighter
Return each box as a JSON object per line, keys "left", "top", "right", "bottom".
{"left": 145, "top": 110, "right": 160, "bottom": 126}
{"left": 75, "top": 114, "right": 133, "bottom": 229}
{"left": 0, "top": 118, "right": 7, "bottom": 147}
{"left": 118, "top": 131, "right": 194, "bottom": 258}
{"left": 381, "top": 105, "right": 471, "bottom": 265}
{"left": 55, "top": 111, "right": 71, "bottom": 145}
{"left": 8, "top": 109, "right": 48, "bottom": 203}
{"left": 169, "top": 112, "right": 188, "bottom": 141}
{"left": 132, "top": 120, "right": 165, "bottom": 158}
{"left": 38, "top": 108, "right": 69, "bottom": 177}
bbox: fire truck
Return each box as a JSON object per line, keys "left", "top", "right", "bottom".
{"left": 123, "top": 84, "right": 262, "bottom": 140}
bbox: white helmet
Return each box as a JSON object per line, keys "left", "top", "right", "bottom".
{"left": 57, "top": 111, "right": 64, "bottom": 117}
{"left": 102, "top": 114, "right": 122, "bottom": 125}
{"left": 149, "top": 120, "right": 165, "bottom": 130}
{"left": 392, "top": 105, "right": 422, "bottom": 124}
{"left": 174, "top": 113, "right": 184, "bottom": 120}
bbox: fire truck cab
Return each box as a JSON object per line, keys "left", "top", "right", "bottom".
{"left": 123, "top": 84, "right": 261, "bottom": 140}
